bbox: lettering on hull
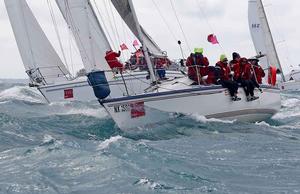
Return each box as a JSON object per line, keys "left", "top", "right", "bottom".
{"left": 113, "top": 102, "right": 146, "bottom": 118}
{"left": 64, "top": 89, "right": 74, "bottom": 99}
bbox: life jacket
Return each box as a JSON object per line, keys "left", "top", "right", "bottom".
{"left": 216, "top": 61, "right": 231, "bottom": 81}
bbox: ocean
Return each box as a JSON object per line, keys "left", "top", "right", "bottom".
{"left": 0, "top": 80, "right": 299, "bottom": 194}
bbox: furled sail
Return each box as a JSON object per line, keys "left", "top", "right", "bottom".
{"left": 55, "top": 0, "right": 112, "bottom": 73}
{"left": 248, "top": 0, "right": 285, "bottom": 81}
{"left": 4, "top": 0, "right": 70, "bottom": 84}
{"left": 111, "top": 0, "right": 163, "bottom": 56}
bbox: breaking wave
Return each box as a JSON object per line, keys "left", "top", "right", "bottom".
{"left": 0, "top": 86, "right": 45, "bottom": 104}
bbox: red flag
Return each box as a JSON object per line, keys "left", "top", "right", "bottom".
{"left": 120, "top": 43, "right": 128, "bottom": 51}
{"left": 207, "top": 34, "right": 219, "bottom": 45}
{"left": 133, "top": 39, "right": 139, "bottom": 47}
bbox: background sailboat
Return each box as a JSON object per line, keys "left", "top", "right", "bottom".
{"left": 248, "top": 0, "right": 285, "bottom": 82}
{"left": 248, "top": 0, "right": 300, "bottom": 91}
{"left": 4, "top": 0, "right": 71, "bottom": 85}
{"left": 5, "top": 0, "right": 183, "bottom": 103}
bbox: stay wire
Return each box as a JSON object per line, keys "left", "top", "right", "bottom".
{"left": 46, "top": 0, "right": 69, "bottom": 71}
{"left": 103, "top": 0, "right": 119, "bottom": 50}
{"left": 169, "top": 0, "right": 192, "bottom": 53}
{"left": 151, "top": 0, "right": 178, "bottom": 43}
{"left": 92, "top": 0, "right": 117, "bottom": 51}
{"left": 195, "top": 0, "right": 225, "bottom": 53}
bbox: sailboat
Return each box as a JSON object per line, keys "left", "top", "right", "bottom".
{"left": 248, "top": 0, "right": 300, "bottom": 91}
{"left": 5, "top": 0, "right": 183, "bottom": 103}
{"left": 88, "top": 0, "right": 281, "bottom": 130}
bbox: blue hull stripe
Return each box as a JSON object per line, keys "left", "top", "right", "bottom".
{"left": 103, "top": 85, "right": 279, "bottom": 104}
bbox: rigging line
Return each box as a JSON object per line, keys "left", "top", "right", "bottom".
{"left": 265, "top": 1, "right": 292, "bottom": 68}
{"left": 195, "top": 0, "right": 225, "bottom": 53}
{"left": 46, "top": 0, "right": 69, "bottom": 71}
{"left": 169, "top": 0, "right": 192, "bottom": 53}
{"left": 103, "top": 0, "right": 119, "bottom": 50}
{"left": 92, "top": 0, "right": 116, "bottom": 51}
{"left": 64, "top": 1, "right": 94, "bottom": 69}
{"left": 151, "top": 0, "right": 178, "bottom": 43}
{"left": 107, "top": 0, "right": 125, "bottom": 61}
{"left": 68, "top": 29, "right": 75, "bottom": 75}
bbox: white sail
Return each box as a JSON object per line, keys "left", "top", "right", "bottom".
{"left": 55, "top": 0, "right": 112, "bottom": 73}
{"left": 4, "top": 0, "right": 70, "bottom": 84}
{"left": 248, "top": 0, "right": 285, "bottom": 81}
{"left": 111, "top": 0, "right": 163, "bottom": 56}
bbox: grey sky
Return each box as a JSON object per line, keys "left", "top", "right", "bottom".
{"left": 0, "top": 0, "right": 299, "bottom": 79}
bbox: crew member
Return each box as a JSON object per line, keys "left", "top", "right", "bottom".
{"left": 230, "top": 52, "right": 242, "bottom": 82}
{"left": 249, "top": 58, "right": 265, "bottom": 92}
{"left": 105, "top": 50, "right": 124, "bottom": 72}
{"left": 216, "top": 54, "right": 241, "bottom": 101}
{"left": 186, "top": 48, "right": 209, "bottom": 84}
{"left": 240, "top": 58, "right": 259, "bottom": 101}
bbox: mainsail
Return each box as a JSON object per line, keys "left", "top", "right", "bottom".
{"left": 55, "top": 0, "right": 112, "bottom": 73}
{"left": 248, "top": 0, "right": 285, "bottom": 81}
{"left": 111, "top": 0, "right": 163, "bottom": 56}
{"left": 4, "top": 0, "right": 70, "bottom": 84}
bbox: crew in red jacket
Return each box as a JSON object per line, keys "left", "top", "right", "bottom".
{"left": 230, "top": 52, "right": 242, "bottom": 82}
{"left": 215, "top": 54, "right": 240, "bottom": 101}
{"left": 240, "top": 58, "right": 259, "bottom": 101}
{"left": 250, "top": 59, "right": 265, "bottom": 84}
{"left": 105, "top": 50, "right": 124, "bottom": 72}
{"left": 186, "top": 48, "right": 209, "bottom": 84}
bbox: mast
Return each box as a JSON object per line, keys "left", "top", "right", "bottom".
{"left": 257, "top": 0, "right": 286, "bottom": 81}
{"left": 55, "top": 0, "right": 112, "bottom": 74}
{"left": 127, "top": 0, "right": 156, "bottom": 83}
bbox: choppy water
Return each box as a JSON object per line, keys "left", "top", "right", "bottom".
{"left": 0, "top": 80, "right": 299, "bottom": 194}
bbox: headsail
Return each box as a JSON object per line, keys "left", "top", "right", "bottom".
{"left": 4, "top": 0, "right": 70, "bottom": 84}
{"left": 248, "top": 0, "right": 285, "bottom": 81}
{"left": 111, "top": 0, "right": 163, "bottom": 56}
{"left": 55, "top": 0, "right": 112, "bottom": 73}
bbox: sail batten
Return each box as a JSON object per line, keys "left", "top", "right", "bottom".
{"left": 4, "top": 0, "right": 70, "bottom": 84}
{"left": 55, "top": 0, "right": 112, "bottom": 73}
{"left": 248, "top": 0, "right": 285, "bottom": 81}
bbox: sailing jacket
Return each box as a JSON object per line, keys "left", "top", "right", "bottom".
{"left": 186, "top": 54, "right": 209, "bottom": 82}
{"left": 216, "top": 61, "right": 231, "bottom": 81}
{"left": 105, "top": 50, "right": 124, "bottom": 71}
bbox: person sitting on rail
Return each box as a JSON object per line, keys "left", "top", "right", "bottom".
{"left": 216, "top": 54, "right": 241, "bottom": 101}
{"left": 239, "top": 57, "right": 259, "bottom": 101}
{"left": 105, "top": 50, "right": 124, "bottom": 73}
{"left": 186, "top": 48, "right": 209, "bottom": 84}
{"left": 249, "top": 58, "right": 265, "bottom": 92}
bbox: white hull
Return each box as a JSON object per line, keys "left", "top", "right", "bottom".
{"left": 38, "top": 71, "right": 184, "bottom": 103}
{"left": 102, "top": 78, "right": 281, "bottom": 130}
{"left": 279, "top": 80, "right": 300, "bottom": 92}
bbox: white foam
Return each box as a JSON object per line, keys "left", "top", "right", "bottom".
{"left": 0, "top": 86, "right": 44, "bottom": 103}
{"left": 190, "top": 114, "right": 236, "bottom": 124}
{"left": 97, "top": 136, "right": 123, "bottom": 150}
{"left": 282, "top": 98, "right": 300, "bottom": 108}
{"left": 67, "top": 108, "right": 107, "bottom": 118}
{"left": 43, "top": 134, "right": 56, "bottom": 144}
{"left": 135, "top": 178, "right": 162, "bottom": 190}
